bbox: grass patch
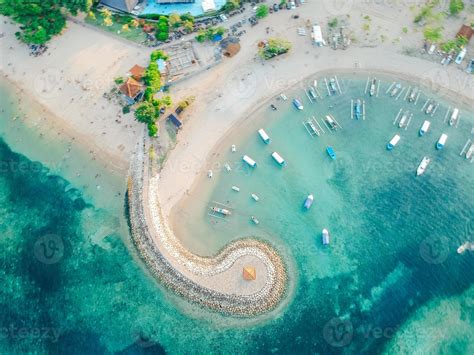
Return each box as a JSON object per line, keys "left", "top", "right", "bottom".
{"left": 85, "top": 10, "right": 146, "bottom": 43}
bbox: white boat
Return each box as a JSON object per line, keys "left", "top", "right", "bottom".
{"left": 293, "top": 98, "right": 304, "bottom": 110}
{"left": 313, "top": 80, "right": 318, "bottom": 88}
{"left": 251, "top": 193, "right": 259, "bottom": 201}
{"left": 436, "top": 134, "right": 447, "bottom": 150}
{"left": 457, "top": 241, "right": 474, "bottom": 254}
{"left": 231, "top": 144, "right": 236, "bottom": 152}
{"left": 224, "top": 163, "right": 231, "bottom": 172}
{"left": 271, "top": 152, "right": 285, "bottom": 166}
{"left": 251, "top": 216, "right": 259, "bottom": 225}
{"left": 280, "top": 93, "right": 288, "bottom": 101}
{"left": 325, "top": 115, "right": 338, "bottom": 130}
{"left": 308, "top": 87, "right": 318, "bottom": 100}
{"left": 398, "top": 111, "right": 408, "bottom": 128}
{"left": 387, "top": 134, "right": 400, "bottom": 150}
{"left": 322, "top": 228, "right": 330, "bottom": 245}
{"left": 369, "top": 79, "right": 376, "bottom": 96}
{"left": 208, "top": 170, "right": 213, "bottom": 178}
{"left": 258, "top": 129, "right": 271, "bottom": 144}
{"left": 232, "top": 186, "right": 240, "bottom": 192}
{"left": 304, "top": 194, "right": 314, "bottom": 209}
{"left": 465, "top": 143, "right": 474, "bottom": 159}
{"left": 242, "top": 155, "right": 257, "bottom": 168}
{"left": 419, "top": 120, "right": 430, "bottom": 136}
{"left": 425, "top": 101, "right": 435, "bottom": 115}
{"left": 416, "top": 156, "right": 431, "bottom": 176}
{"left": 390, "top": 83, "right": 402, "bottom": 97}
{"left": 408, "top": 87, "right": 418, "bottom": 102}
{"left": 210, "top": 206, "right": 231, "bottom": 216}
{"left": 449, "top": 108, "right": 459, "bottom": 126}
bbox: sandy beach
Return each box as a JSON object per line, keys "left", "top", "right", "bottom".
{"left": 1, "top": 0, "right": 473, "bottom": 317}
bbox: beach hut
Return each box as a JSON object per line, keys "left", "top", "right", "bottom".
{"left": 243, "top": 266, "right": 256, "bottom": 281}
{"left": 119, "top": 77, "right": 144, "bottom": 104}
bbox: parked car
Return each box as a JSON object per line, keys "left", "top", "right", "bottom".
{"left": 273, "top": 3, "right": 279, "bottom": 11}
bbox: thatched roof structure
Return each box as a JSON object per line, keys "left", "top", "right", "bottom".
{"left": 242, "top": 266, "right": 256, "bottom": 281}
{"left": 119, "top": 77, "right": 143, "bottom": 99}
{"left": 220, "top": 37, "right": 241, "bottom": 57}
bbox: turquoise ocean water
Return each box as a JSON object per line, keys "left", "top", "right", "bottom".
{"left": 1, "top": 74, "right": 473, "bottom": 353}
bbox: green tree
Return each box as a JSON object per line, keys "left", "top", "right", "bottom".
{"left": 169, "top": 13, "right": 182, "bottom": 28}
{"left": 183, "top": 20, "right": 194, "bottom": 33}
{"left": 147, "top": 122, "right": 158, "bottom": 137}
{"left": 144, "top": 62, "right": 162, "bottom": 92}
{"left": 0, "top": 0, "right": 90, "bottom": 45}
{"left": 255, "top": 5, "right": 269, "bottom": 19}
{"left": 150, "top": 50, "right": 169, "bottom": 61}
{"left": 135, "top": 102, "right": 157, "bottom": 124}
{"left": 423, "top": 26, "right": 443, "bottom": 43}
{"left": 259, "top": 38, "right": 292, "bottom": 60}
{"left": 180, "top": 13, "right": 195, "bottom": 23}
{"left": 449, "top": 0, "right": 464, "bottom": 15}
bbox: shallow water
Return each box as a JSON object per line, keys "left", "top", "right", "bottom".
{"left": 1, "top": 74, "right": 473, "bottom": 353}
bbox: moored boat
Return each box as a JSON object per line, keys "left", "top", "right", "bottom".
{"left": 387, "top": 134, "right": 400, "bottom": 150}
{"left": 231, "top": 144, "right": 236, "bottom": 152}
{"left": 224, "top": 163, "right": 231, "bottom": 172}
{"left": 457, "top": 241, "right": 474, "bottom": 254}
{"left": 416, "top": 156, "right": 431, "bottom": 176}
{"left": 242, "top": 155, "right": 257, "bottom": 168}
{"left": 436, "top": 133, "right": 447, "bottom": 150}
{"left": 251, "top": 216, "right": 259, "bottom": 225}
{"left": 308, "top": 86, "right": 318, "bottom": 100}
{"left": 270, "top": 104, "right": 277, "bottom": 111}
{"left": 390, "top": 83, "right": 402, "bottom": 97}
{"left": 329, "top": 78, "right": 337, "bottom": 95}
{"left": 425, "top": 101, "right": 436, "bottom": 115}
{"left": 325, "top": 115, "right": 338, "bottom": 130}
{"left": 449, "top": 108, "right": 459, "bottom": 126}
{"left": 326, "top": 146, "right": 336, "bottom": 160}
{"left": 398, "top": 111, "right": 408, "bottom": 128}
{"left": 293, "top": 98, "right": 304, "bottom": 110}
{"left": 408, "top": 87, "right": 418, "bottom": 102}
{"left": 211, "top": 206, "right": 231, "bottom": 216}
{"left": 369, "top": 79, "right": 376, "bottom": 96}
{"left": 271, "top": 151, "right": 285, "bottom": 166}
{"left": 208, "top": 170, "right": 213, "bottom": 178}
{"left": 419, "top": 120, "right": 430, "bottom": 136}
{"left": 232, "top": 186, "right": 240, "bottom": 192}
{"left": 251, "top": 193, "right": 259, "bottom": 201}
{"left": 353, "top": 99, "right": 362, "bottom": 120}
{"left": 304, "top": 194, "right": 314, "bottom": 209}
{"left": 280, "top": 93, "right": 288, "bottom": 101}
{"left": 322, "top": 228, "right": 330, "bottom": 245}
{"left": 258, "top": 128, "right": 271, "bottom": 144}
{"left": 465, "top": 143, "right": 474, "bottom": 159}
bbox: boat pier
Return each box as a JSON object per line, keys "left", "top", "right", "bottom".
{"left": 421, "top": 98, "right": 439, "bottom": 116}
{"left": 365, "top": 77, "right": 381, "bottom": 97}
{"left": 350, "top": 99, "right": 366, "bottom": 120}
{"left": 393, "top": 109, "right": 412, "bottom": 130}
{"left": 303, "top": 116, "right": 325, "bottom": 137}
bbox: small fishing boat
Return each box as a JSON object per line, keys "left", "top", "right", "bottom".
{"left": 449, "top": 108, "right": 459, "bottom": 126}
{"left": 326, "top": 146, "right": 336, "bottom": 160}
{"left": 398, "top": 111, "right": 409, "bottom": 128}
{"left": 232, "top": 186, "right": 240, "bottom": 192}
{"left": 293, "top": 98, "right": 304, "bottom": 110}
{"left": 465, "top": 143, "right": 474, "bottom": 159}
{"left": 387, "top": 134, "right": 400, "bottom": 150}
{"left": 224, "top": 163, "right": 231, "bottom": 172}
{"left": 408, "top": 87, "right": 418, "bottom": 102}
{"left": 322, "top": 228, "right": 330, "bottom": 245}
{"left": 308, "top": 86, "right": 318, "bottom": 100}
{"left": 457, "top": 241, "right": 474, "bottom": 254}
{"left": 313, "top": 79, "right": 318, "bottom": 88}
{"left": 419, "top": 120, "right": 430, "bottom": 136}
{"left": 251, "top": 193, "right": 259, "bottom": 201}
{"left": 329, "top": 78, "right": 337, "bottom": 95}
{"left": 208, "top": 170, "right": 213, "bottom": 178}
{"left": 231, "top": 144, "right": 236, "bottom": 152}
{"left": 271, "top": 152, "right": 285, "bottom": 166}
{"left": 425, "top": 101, "right": 435, "bottom": 115}
{"left": 258, "top": 129, "right": 271, "bottom": 144}
{"left": 369, "top": 79, "right": 376, "bottom": 96}
{"left": 353, "top": 99, "right": 362, "bottom": 120}
{"left": 242, "top": 155, "right": 257, "bottom": 168}
{"left": 280, "top": 93, "right": 288, "bottom": 101}
{"left": 306, "top": 119, "right": 320, "bottom": 136}
{"left": 390, "top": 83, "right": 402, "bottom": 97}
{"left": 416, "top": 156, "right": 430, "bottom": 176}
{"left": 270, "top": 104, "right": 277, "bottom": 111}
{"left": 436, "top": 134, "right": 447, "bottom": 150}
{"left": 304, "top": 194, "right": 314, "bottom": 209}
{"left": 211, "top": 207, "right": 231, "bottom": 216}
{"left": 325, "top": 115, "right": 338, "bottom": 130}
{"left": 251, "top": 216, "right": 259, "bottom": 225}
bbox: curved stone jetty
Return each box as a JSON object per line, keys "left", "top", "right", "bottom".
{"left": 127, "top": 138, "right": 287, "bottom": 316}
